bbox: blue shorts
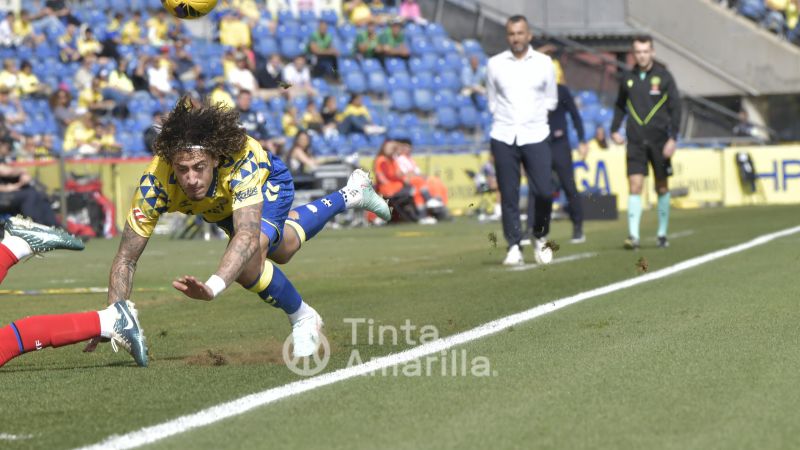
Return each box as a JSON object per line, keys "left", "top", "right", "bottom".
{"left": 217, "top": 156, "right": 295, "bottom": 252}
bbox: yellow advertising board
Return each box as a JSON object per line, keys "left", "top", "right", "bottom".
{"left": 721, "top": 145, "right": 800, "bottom": 206}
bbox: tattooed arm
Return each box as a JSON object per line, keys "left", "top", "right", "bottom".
{"left": 172, "top": 202, "right": 263, "bottom": 300}
{"left": 108, "top": 223, "right": 150, "bottom": 305}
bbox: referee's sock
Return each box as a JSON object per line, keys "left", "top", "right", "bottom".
{"left": 657, "top": 192, "right": 671, "bottom": 237}
{"left": 628, "top": 194, "right": 642, "bottom": 240}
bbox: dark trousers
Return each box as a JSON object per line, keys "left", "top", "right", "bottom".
{"left": 528, "top": 136, "right": 582, "bottom": 230}
{"left": 0, "top": 185, "right": 56, "bottom": 226}
{"left": 491, "top": 138, "right": 553, "bottom": 247}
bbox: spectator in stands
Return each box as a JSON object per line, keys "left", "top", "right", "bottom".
{"left": 226, "top": 52, "right": 259, "bottom": 96}
{"left": 236, "top": 90, "right": 272, "bottom": 149}
{"left": 588, "top": 125, "right": 609, "bottom": 150}
{"left": 0, "top": 59, "right": 17, "bottom": 93}
{"left": 461, "top": 54, "right": 487, "bottom": 102}
{"left": 121, "top": 12, "right": 145, "bottom": 46}
{"left": 13, "top": 11, "right": 44, "bottom": 47}
{"left": 57, "top": 22, "right": 81, "bottom": 63}
{"left": 338, "top": 94, "right": 386, "bottom": 135}
{"left": 18, "top": 134, "right": 50, "bottom": 160}
{"left": 219, "top": 10, "right": 252, "bottom": 49}
{"left": 355, "top": 21, "right": 380, "bottom": 58}
{"left": 0, "top": 87, "right": 26, "bottom": 134}
{"left": 399, "top": 0, "right": 426, "bottom": 24}
{"left": 147, "top": 10, "right": 171, "bottom": 46}
{"left": 143, "top": 111, "right": 163, "bottom": 154}
{"left": 395, "top": 138, "right": 448, "bottom": 222}
{"left": 308, "top": 21, "right": 339, "bottom": 79}
{"left": 49, "top": 88, "right": 76, "bottom": 130}
{"left": 146, "top": 53, "right": 174, "bottom": 98}
{"left": 209, "top": 77, "right": 235, "bottom": 109}
{"left": 282, "top": 56, "right": 316, "bottom": 98}
{"left": 74, "top": 54, "right": 96, "bottom": 92}
{"left": 0, "top": 159, "right": 58, "bottom": 226}
{"left": 97, "top": 121, "right": 121, "bottom": 154}
{"left": 346, "top": 0, "right": 375, "bottom": 26}
{"left": 0, "top": 13, "right": 16, "bottom": 48}
{"left": 373, "top": 139, "right": 417, "bottom": 223}
{"left": 31, "top": 0, "right": 79, "bottom": 30}
{"left": 302, "top": 101, "right": 325, "bottom": 134}
{"left": 287, "top": 130, "right": 319, "bottom": 174}
{"left": 63, "top": 109, "right": 99, "bottom": 155}
{"left": 104, "top": 58, "right": 134, "bottom": 107}
{"left": 173, "top": 43, "right": 201, "bottom": 93}
{"left": 320, "top": 95, "right": 340, "bottom": 137}
{"left": 17, "top": 61, "right": 48, "bottom": 98}
{"left": 377, "top": 18, "right": 411, "bottom": 61}
{"left": 256, "top": 53, "right": 284, "bottom": 93}
{"left": 79, "top": 76, "right": 113, "bottom": 115}
{"left": 282, "top": 105, "right": 300, "bottom": 138}
{"left": 77, "top": 27, "right": 103, "bottom": 60}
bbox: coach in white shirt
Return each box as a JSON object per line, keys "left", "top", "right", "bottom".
{"left": 487, "top": 15, "right": 558, "bottom": 266}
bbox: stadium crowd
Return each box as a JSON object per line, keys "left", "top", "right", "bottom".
{"left": 719, "top": 0, "right": 800, "bottom": 44}
{"left": 0, "top": 0, "right": 501, "bottom": 167}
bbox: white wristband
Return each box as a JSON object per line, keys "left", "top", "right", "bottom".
{"left": 205, "top": 275, "right": 227, "bottom": 298}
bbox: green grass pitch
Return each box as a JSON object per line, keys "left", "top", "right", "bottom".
{"left": 0, "top": 205, "right": 798, "bottom": 450}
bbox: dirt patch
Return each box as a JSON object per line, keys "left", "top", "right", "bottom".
{"left": 183, "top": 336, "right": 339, "bottom": 367}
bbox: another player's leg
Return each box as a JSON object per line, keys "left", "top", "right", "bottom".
{"left": 520, "top": 140, "right": 554, "bottom": 264}
{"left": 0, "top": 216, "right": 85, "bottom": 283}
{"left": 0, "top": 300, "right": 147, "bottom": 368}
{"left": 552, "top": 138, "right": 584, "bottom": 243}
{"left": 491, "top": 138, "right": 524, "bottom": 265}
{"left": 655, "top": 178, "right": 670, "bottom": 248}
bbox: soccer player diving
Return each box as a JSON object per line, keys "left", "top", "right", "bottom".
{"left": 0, "top": 97, "right": 391, "bottom": 368}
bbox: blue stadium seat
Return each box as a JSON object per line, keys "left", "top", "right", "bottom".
{"left": 279, "top": 37, "right": 304, "bottom": 59}
{"left": 384, "top": 112, "right": 401, "bottom": 129}
{"left": 360, "top": 58, "right": 383, "bottom": 74}
{"left": 348, "top": 133, "right": 369, "bottom": 151}
{"left": 738, "top": 0, "right": 767, "bottom": 20}
{"left": 337, "top": 23, "right": 359, "bottom": 40}
{"left": 368, "top": 133, "right": 385, "bottom": 148}
{"left": 436, "top": 107, "right": 459, "bottom": 130}
{"left": 459, "top": 105, "right": 479, "bottom": 128}
{"left": 269, "top": 96, "right": 287, "bottom": 113}
{"left": 425, "top": 23, "right": 447, "bottom": 38}
{"left": 291, "top": 96, "right": 309, "bottom": 112}
{"left": 405, "top": 22, "right": 422, "bottom": 37}
{"left": 385, "top": 57, "right": 408, "bottom": 75}
{"left": 388, "top": 73, "right": 412, "bottom": 90}
{"left": 400, "top": 113, "right": 419, "bottom": 128}
{"left": 338, "top": 58, "right": 361, "bottom": 76}
{"left": 278, "top": 10, "right": 297, "bottom": 24}
{"left": 434, "top": 71, "right": 461, "bottom": 91}
{"left": 462, "top": 39, "right": 484, "bottom": 55}
{"left": 446, "top": 131, "right": 468, "bottom": 146}
{"left": 577, "top": 90, "right": 599, "bottom": 107}
{"left": 411, "top": 72, "right": 434, "bottom": 89}
{"left": 344, "top": 71, "right": 367, "bottom": 94}
{"left": 410, "top": 127, "right": 433, "bottom": 147}
{"left": 431, "top": 130, "right": 447, "bottom": 147}
{"left": 390, "top": 90, "right": 413, "bottom": 111}
{"left": 299, "top": 10, "right": 317, "bottom": 23}
{"left": 367, "top": 71, "right": 388, "bottom": 94}
{"left": 409, "top": 37, "right": 431, "bottom": 55}
{"left": 311, "top": 78, "right": 331, "bottom": 96}
{"left": 320, "top": 10, "right": 338, "bottom": 25}
{"left": 431, "top": 37, "right": 455, "bottom": 55}
{"left": 433, "top": 90, "right": 457, "bottom": 108}
{"left": 255, "top": 37, "right": 279, "bottom": 57}
{"left": 408, "top": 56, "right": 434, "bottom": 73}
{"left": 454, "top": 94, "right": 473, "bottom": 108}
{"left": 421, "top": 53, "right": 439, "bottom": 71}
{"left": 413, "top": 89, "right": 435, "bottom": 112}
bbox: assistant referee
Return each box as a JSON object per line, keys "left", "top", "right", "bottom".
{"left": 610, "top": 35, "right": 681, "bottom": 250}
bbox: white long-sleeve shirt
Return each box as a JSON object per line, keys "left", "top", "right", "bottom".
{"left": 486, "top": 46, "right": 557, "bottom": 146}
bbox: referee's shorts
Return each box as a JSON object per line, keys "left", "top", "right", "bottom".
{"left": 626, "top": 137, "right": 673, "bottom": 179}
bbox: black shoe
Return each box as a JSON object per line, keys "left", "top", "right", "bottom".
{"left": 624, "top": 236, "right": 640, "bottom": 250}
{"left": 657, "top": 236, "right": 669, "bottom": 248}
{"left": 570, "top": 225, "right": 585, "bottom": 244}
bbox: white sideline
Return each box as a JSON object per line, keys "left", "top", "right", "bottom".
{"left": 75, "top": 225, "right": 800, "bottom": 450}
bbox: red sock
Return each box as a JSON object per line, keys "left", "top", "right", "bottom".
{"left": 0, "top": 312, "right": 100, "bottom": 368}
{"left": 0, "top": 242, "right": 19, "bottom": 284}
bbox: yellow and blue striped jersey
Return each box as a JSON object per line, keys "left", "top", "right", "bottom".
{"left": 127, "top": 136, "right": 277, "bottom": 238}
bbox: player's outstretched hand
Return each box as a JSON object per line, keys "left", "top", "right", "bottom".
{"left": 173, "top": 275, "right": 214, "bottom": 301}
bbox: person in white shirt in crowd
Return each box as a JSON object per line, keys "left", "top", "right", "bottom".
{"left": 281, "top": 55, "right": 316, "bottom": 98}
{"left": 486, "top": 15, "right": 557, "bottom": 266}
{"left": 227, "top": 52, "right": 259, "bottom": 96}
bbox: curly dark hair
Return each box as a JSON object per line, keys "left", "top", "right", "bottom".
{"left": 153, "top": 96, "right": 247, "bottom": 162}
